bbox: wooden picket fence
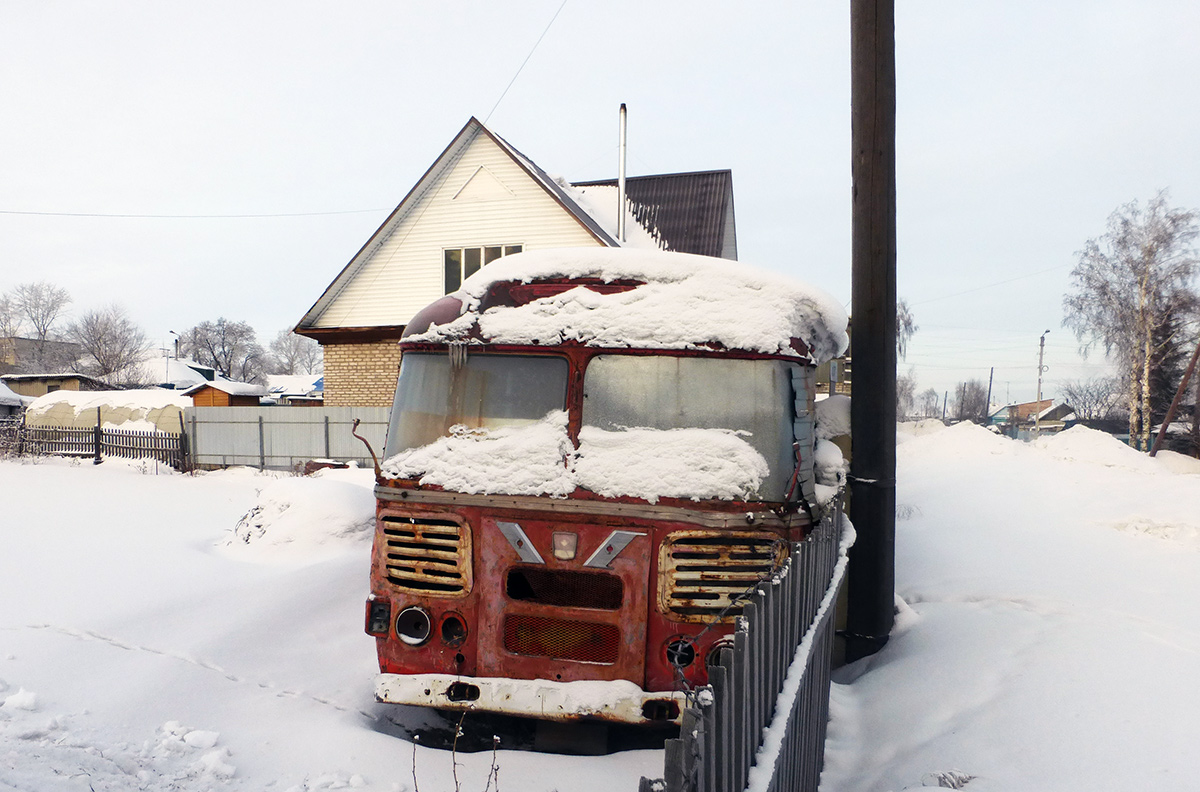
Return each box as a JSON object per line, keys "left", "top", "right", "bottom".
{"left": 2, "top": 420, "right": 189, "bottom": 470}
{"left": 641, "top": 502, "right": 852, "bottom": 792}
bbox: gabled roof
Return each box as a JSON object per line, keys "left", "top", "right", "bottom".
{"left": 297, "top": 118, "right": 620, "bottom": 334}
{"left": 572, "top": 170, "right": 737, "bottom": 259}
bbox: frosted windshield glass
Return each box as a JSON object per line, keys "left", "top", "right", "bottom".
{"left": 385, "top": 353, "right": 568, "bottom": 457}
{"left": 582, "top": 355, "right": 796, "bottom": 501}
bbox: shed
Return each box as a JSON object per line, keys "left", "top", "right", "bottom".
{"left": 184, "top": 380, "right": 266, "bottom": 407}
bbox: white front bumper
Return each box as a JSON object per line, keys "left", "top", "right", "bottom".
{"left": 375, "top": 673, "right": 687, "bottom": 724}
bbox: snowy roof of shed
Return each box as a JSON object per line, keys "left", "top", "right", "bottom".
{"left": 0, "top": 380, "right": 26, "bottom": 407}
{"left": 403, "top": 247, "right": 849, "bottom": 363}
{"left": 182, "top": 379, "right": 266, "bottom": 397}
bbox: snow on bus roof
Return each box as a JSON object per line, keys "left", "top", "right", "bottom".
{"left": 406, "top": 248, "right": 849, "bottom": 364}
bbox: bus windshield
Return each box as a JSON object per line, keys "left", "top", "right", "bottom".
{"left": 384, "top": 352, "right": 569, "bottom": 458}
{"left": 582, "top": 355, "right": 796, "bottom": 501}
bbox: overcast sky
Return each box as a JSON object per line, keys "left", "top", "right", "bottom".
{"left": 3, "top": 1, "right": 1198, "bottom": 403}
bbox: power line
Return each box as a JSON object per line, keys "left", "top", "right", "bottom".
{"left": 909, "top": 263, "right": 1071, "bottom": 307}
{"left": 0, "top": 208, "right": 388, "bottom": 219}
{"left": 484, "top": 0, "right": 570, "bottom": 124}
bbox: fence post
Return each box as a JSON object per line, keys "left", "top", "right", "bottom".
{"left": 93, "top": 406, "right": 103, "bottom": 465}
{"left": 258, "top": 415, "right": 265, "bottom": 471}
{"left": 324, "top": 414, "right": 330, "bottom": 459}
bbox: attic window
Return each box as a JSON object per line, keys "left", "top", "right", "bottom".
{"left": 444, "top": 245, "right": 523, "bottom": 293}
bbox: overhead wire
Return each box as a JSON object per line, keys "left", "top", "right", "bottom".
{"left": 0, "top": 208, "right": 386, "bottom": 219}
{"left": 483, "top": 0, "right": 570, "bottom": 124}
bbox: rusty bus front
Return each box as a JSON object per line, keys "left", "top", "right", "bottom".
{"left": 363, "top": 250, "right": 844, "bottom": 725}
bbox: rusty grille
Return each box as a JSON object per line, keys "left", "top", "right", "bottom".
{"left": 658, "top": 532, "right": 787, "bottom": 623}
{"left": 503, "top": 614, "right": 620, "bottom": 664}
{"left": 381, "top": 516, "right": 471, "bottom": 595}
{"left": 506, "top": 568, "right": 623, "bottom": 610}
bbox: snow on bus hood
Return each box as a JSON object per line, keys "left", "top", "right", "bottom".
{"left": 380, "top": 411, "right": 770, "bottom": 504}
{"left": 405, "top": 248, "right": 849, "bottom": 364}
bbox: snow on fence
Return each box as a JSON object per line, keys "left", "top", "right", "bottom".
{"left": 1, "top": 420, "right": 188, "bottom": 470}
{"left": 641, "top": 504, "right": 852, "bottom": 792}
{"left": 185, "top": 406, "right": 389, "bottom": 471}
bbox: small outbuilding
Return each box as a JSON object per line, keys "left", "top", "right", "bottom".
{"left": 184, "top": 380, "right": 266, "bottom": 407}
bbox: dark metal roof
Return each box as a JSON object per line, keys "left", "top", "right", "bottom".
{"left": 572, "top": 170, "right": 736, "bottom": 259}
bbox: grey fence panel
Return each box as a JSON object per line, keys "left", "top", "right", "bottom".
{"left": 644, "top": 503, "right": 852, "bottom": 792}
{"left": 186, "top": 406, "right": 389, "bottom": 470}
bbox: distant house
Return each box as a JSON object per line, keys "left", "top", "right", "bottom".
{"left": 183, "top": 380, "right": 266, "bottom": 407}
{"left": 1, "top": 372, "right": 108, "bottom": 398}
{"left": 0, "top": 337, "right": 83, "bottom": 375}
{"left": 295, "top": 117, "right": 738, "bottom": 407}
{"left": 263, "top": 374, "right": 324, "bottom": 406}
{"left": 990, "top": 399, "right": 1076, "bottom": 437}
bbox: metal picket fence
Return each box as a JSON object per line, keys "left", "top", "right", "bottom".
{"left": 641, "top": 503, "right": 853, "bottom": 792}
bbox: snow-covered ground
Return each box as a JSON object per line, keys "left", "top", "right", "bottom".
{"left": 3, "top": 423, "right": 1200, "bottom": 791}
{"left": 0, "top": 458, "right": 662, "bottom": 792}
{"left": 822, "top": 423, "right": 1200, "bottom": 792}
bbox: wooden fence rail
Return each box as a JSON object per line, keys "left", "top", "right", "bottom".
{"left": 641, "top": 503, "right": 853, "bottom": 792}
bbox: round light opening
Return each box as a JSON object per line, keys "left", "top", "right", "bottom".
{"left": 441, "top": 614, "right": 468, "bottom": 646}
{"left": 395, "top": 607, "right": 432, "bottom": 646}
{"left": 666, "top": 637, "right": 696, "bottom": 668}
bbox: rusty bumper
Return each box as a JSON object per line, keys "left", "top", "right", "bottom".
{"left": 375, "top": 673, "right": 686, "bottom": 725}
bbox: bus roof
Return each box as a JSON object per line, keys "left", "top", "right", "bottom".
{"left": 403, "top": 248, "right": 849, "bottom": 364}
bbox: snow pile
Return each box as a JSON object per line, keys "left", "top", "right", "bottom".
{"left": 815, "top": 394, "right": 851, "bottom": 439}
{"left": 381, "top": 410, "right": 576, "bottom": 497}
{"left": 896, "top": 418, "right": 948, "bottom": 438}
{"left": 2, "top": 687, "right": 39, "bottom": 711}
{"left": 25, "top": 388, "right": 190, "bottom": 433}
{"left": 820, "top": 419, "right": 1200, "bottom": 792}
{"left": 1034, "top": 424, "right": 1159, "bottom": 472}
{"left": 382, "top": 412, "right": 775, "bottom": 504}
{"left": 1154, "top": 449, "right": 1200, "bottom": 475}
{"left": 574, "top": 426, "right": 769, "bottom": 504}
{"left": 227, "top": 467, "right": 376, "bottom": 559}
{"left": 407, "top": 247, "right": 849, "bottom": 364}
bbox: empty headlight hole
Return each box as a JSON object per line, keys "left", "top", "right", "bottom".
{"left": 396, "top": 607, "right": 432, "bottom": 646}
{"left": 666, "top": 637, "right": 696, "bottom": 668}
{"left": 441, "top": 614, "right": 467, "bottom": 646}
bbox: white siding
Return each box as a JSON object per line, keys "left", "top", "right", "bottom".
{"left": 311, "top": 129, "right": 604, "bottom": 329}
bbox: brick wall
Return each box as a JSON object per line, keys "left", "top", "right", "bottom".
{"left": 322, "top": 341, "right": 404, "bottom": 407}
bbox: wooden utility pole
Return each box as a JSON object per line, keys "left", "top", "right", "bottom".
{"left": 846, "top": 0, "right": 897, "bottom": 662}
{"left": 1149, "top": 337, "right": 1200, "bottom": 457}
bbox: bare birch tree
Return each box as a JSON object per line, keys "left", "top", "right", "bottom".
{"left": 12, "top": 281, "right": 72, "bottom": 367}
{"left": 897, "top": 299, "right": 918, "bottom": 360}
{"left": 66, "top": 305, "right": 151, "bottom": 383}
{"left": 268, "top": 329, "right": 323, "bottom": 375}
{"left": 180, "top": 318, "right": 266, "bottom": 383}
{"left": 1060, "top": 376, "right": 1123, "bottom": 421}
{"left": 0, "top": 293, "right": 22, "bottom": 367}
{"left": 1063, "top": 192, "right": 1199, "bottom": 450}
{"left": 917, "top": 387, "right": 940, "bottom": 418}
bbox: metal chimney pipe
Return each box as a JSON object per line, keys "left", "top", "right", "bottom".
{"left": 617, "top": 103, "right": 627, "bottom": 243}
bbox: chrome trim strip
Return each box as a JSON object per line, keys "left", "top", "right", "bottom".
{"left": 583, "top": 530, "right": 645, "bottom": 569}
{"left": 375, "top": 485, "right": 808, "bottom": 532}
{"left": 496, "top": 520, "right": 544, "bottom": 564}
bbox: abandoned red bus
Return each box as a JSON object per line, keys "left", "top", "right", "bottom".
{"left": 364, "top": 247, "right": 848, "bottom": 725}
